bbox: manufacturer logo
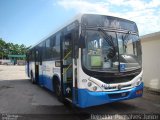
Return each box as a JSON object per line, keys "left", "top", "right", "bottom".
{"left": 118, "top": 85, "right": 122, "bottom": 90}
{"left": 101, "top": 84, "right": 110, "bottom": 89}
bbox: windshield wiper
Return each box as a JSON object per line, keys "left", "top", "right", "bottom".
{"left": 122, "top": 31, "right": 131, "bottom": 46}
{"left": 98, "top": 28, "right": 114, "bottom": 47}
{"left": 98, "top": 28, "right": 116, "bottom": 59}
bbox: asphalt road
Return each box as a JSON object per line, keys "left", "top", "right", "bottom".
{"left": 0, "top": 65, "right": 160, "bottom": 120}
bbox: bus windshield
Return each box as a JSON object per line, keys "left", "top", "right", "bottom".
{"left": 82, "top": 30, "right": 142, "bottom": 72}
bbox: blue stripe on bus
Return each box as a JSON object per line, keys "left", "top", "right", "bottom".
{"left": 38, "top": 75, "right": 54, "bottom": 91}
{"left": 77, "top": 82, "right": 143, "bottom": 108}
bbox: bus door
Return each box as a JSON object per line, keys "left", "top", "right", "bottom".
{"left": 35, "top": 50, "right": 39, "bottom": 84}
{"left": 61, "top": 32, "right": 73, "bottom": 101}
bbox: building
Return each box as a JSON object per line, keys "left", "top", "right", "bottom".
{"left": 141, "top": 31, "right": 160, "bottom": 91}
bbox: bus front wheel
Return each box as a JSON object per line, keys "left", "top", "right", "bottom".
{"left": 54, "top": 80, "right": 64, "bottom": 102}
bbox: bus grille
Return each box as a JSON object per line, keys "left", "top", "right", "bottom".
{"left": 104, "top": 84, "right": 132, "bottom": 91}
{"left": 95, "top": 75, "right": 135, "bottom": 84}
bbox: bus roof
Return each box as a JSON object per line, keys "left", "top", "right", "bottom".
{"left": 30, "top": 13, "right": 136, "bottom": 49}
{"left": 30, "top": 14, "right": 83, "bottom": 49}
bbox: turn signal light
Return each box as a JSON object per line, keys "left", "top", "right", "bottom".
{"left": 136, "top": 90, "right": 143, "bottom": 95}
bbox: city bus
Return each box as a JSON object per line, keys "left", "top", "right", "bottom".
{"left": 26, "top": 14, "right": 143, "bottom": 108}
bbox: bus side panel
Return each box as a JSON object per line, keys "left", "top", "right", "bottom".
{"left": 38, "top": 63, "right": 44, "bottom": 86}
{"left": 41, "top": 60, "right": 61, "bottom": 92}
{"left": 42, "top": 61, "right": 53, "bottom": 91}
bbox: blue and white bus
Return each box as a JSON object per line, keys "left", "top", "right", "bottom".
{"left": 26, "top": 14, "right": 143, "bottom": 108}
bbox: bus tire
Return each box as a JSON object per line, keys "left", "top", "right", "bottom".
{"left": 31, "top": 71, "right": 35, "bottom": 84}
{"left": 54, "top": 79, "right": 64, "bottom": 102}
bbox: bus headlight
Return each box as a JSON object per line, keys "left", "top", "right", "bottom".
{"left": 82, "top": 79, "right": 87, "bottom": 83}
{"left": 85, "top": 80, "right": 102, "bottom": 91}
{"left": 88, "top": 82, "right": 92, "bottom": 87}
{"left": 135, "top": 77, "right": 142, "bottom": 86}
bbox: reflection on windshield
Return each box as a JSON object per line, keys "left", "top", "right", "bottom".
{"left": 118, "top": 33, "right": 142, "bottom": 71}
{"left": 82, "top": 30, "right": 142, "bottom": 72}
{"left": 82, "top": 30, "right": 119, "bottom": 72}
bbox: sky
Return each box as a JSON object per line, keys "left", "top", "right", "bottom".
{"left": 0, "top": 0, "right": 160, "bottom": 47}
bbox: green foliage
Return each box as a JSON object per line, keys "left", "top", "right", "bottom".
{"left": 0, "top": 38, "right": 30, "bottom": 59}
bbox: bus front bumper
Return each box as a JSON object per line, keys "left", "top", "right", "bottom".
{"left": 77, "top": 82, "right": 143, "bottom": 108}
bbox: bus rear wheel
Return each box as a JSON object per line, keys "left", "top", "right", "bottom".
{"left": 31, "top": 72, "right": 35, "bottom": 84}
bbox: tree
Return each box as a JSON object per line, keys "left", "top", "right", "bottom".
{"left": 0, "top": 38, "right": 6, "bottom": 59}
{"left": 0, "top": 38, "right": 30, "bottom": 59}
